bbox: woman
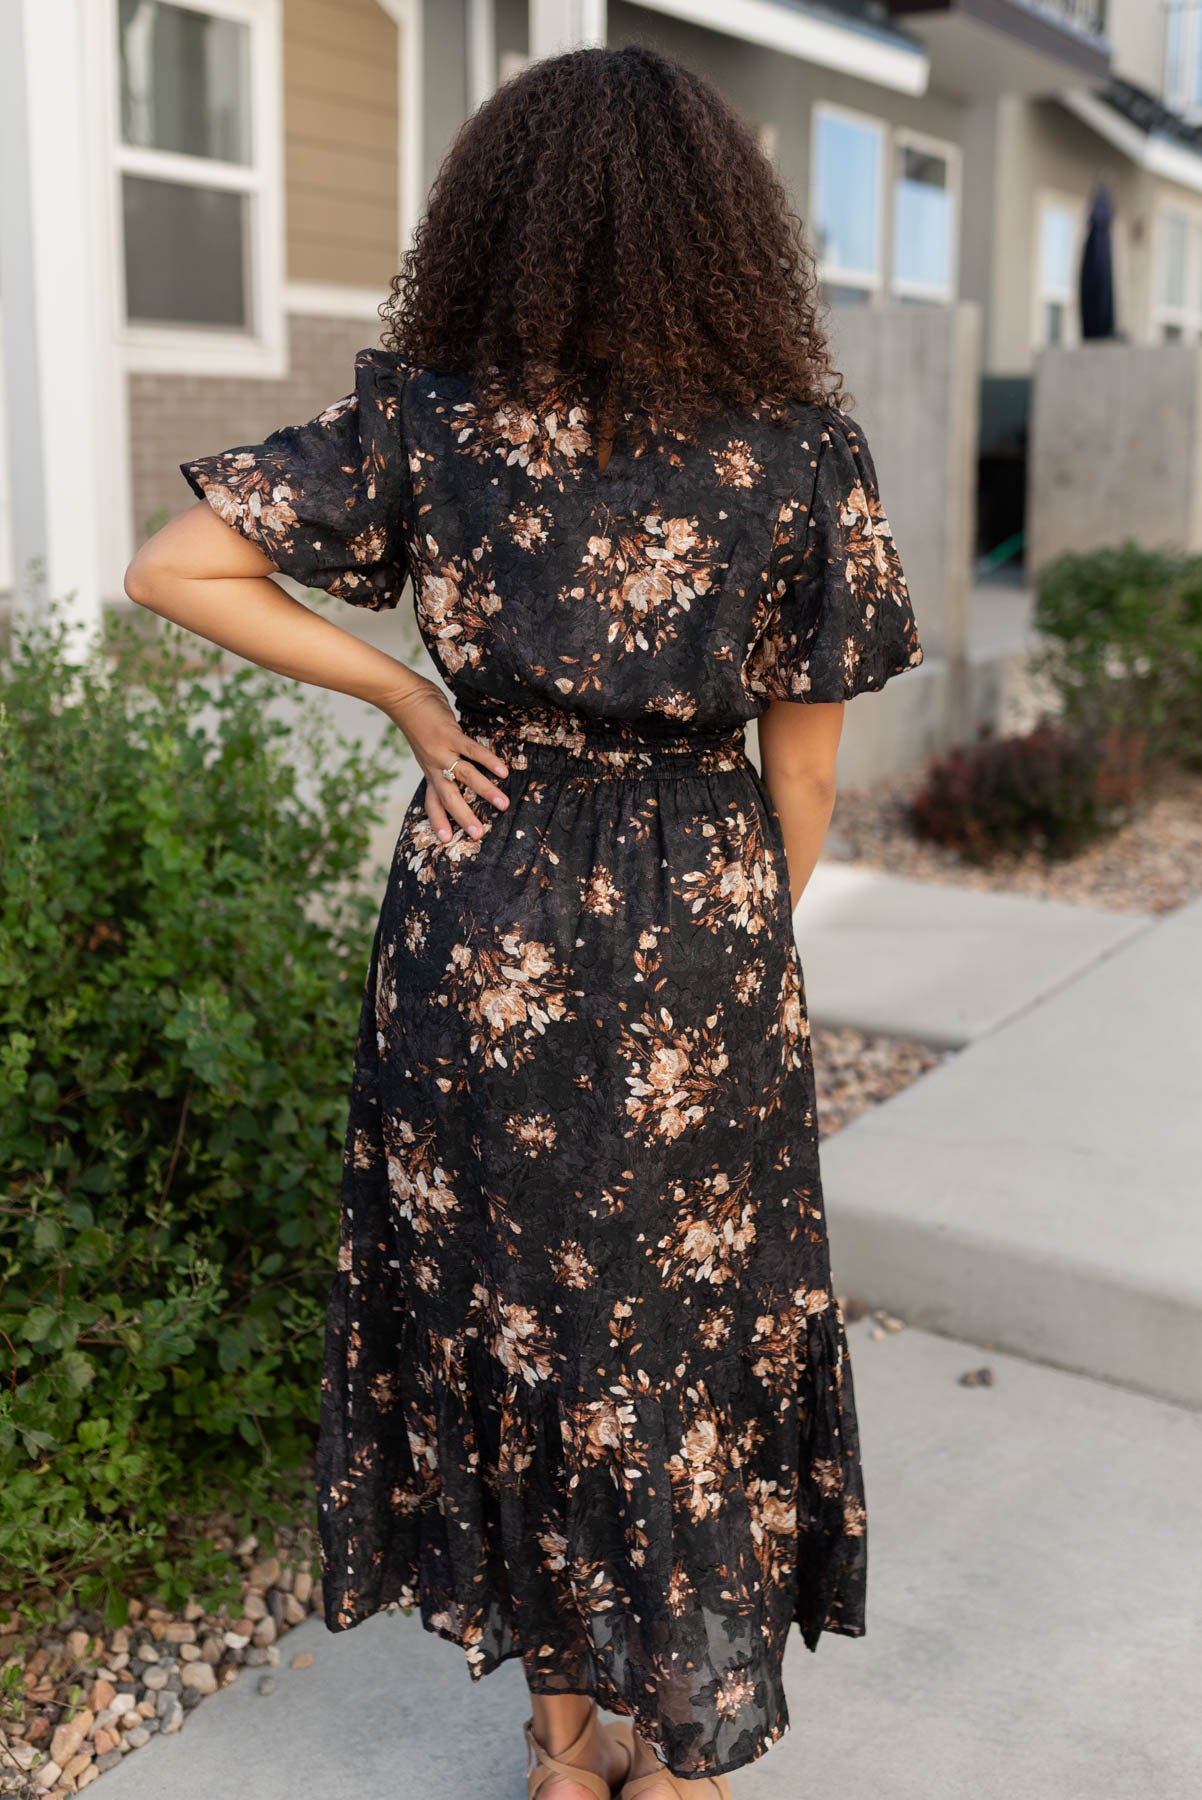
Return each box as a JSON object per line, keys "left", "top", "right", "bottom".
{"left": 126, "top": 43, "right": 922, "bottom": 1800}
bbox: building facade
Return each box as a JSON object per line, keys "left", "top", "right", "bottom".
{"left": 1, "top": 0, "right": 1196, "bottom": 770}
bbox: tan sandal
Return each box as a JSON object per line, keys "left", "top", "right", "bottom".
{"left": 524, "top": 1699, "right": 636, "bottom": 1799}
{"left": 620, "top": 1766, "right": 732, "bottom": 1800}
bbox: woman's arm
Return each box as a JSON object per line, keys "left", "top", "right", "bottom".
{"left": 756, "top": 698, "right": 844, "bottom": 912}
{"left": 124, "top": 501, "right": 510, "bottom": 843}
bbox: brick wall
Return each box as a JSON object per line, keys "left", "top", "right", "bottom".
{"left": 128, "top": 313, "right": 383, "bottom": 546}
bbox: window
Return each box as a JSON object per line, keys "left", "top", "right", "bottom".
{"left": 891, "top": 133, "right": 958, "bottom": 301}
{"left": 1035, "top": 197, "right": 1080, "bottom": 347}
{"left": 117, "top": 0, "right": 254, "bottom": 329}
{"left": 1153, "top": 205, "right": 1202, "bottom": 341}
{"left": 812, "top": 105, "right": 885, "bottom": 302}
{"left": 811, "top": 109, "right": 959, "bottom": 308}
{"left": 108, "top": 0, "right": 283, "bottom": 369}
{"left": 1164, "top": 0, "right": 1202, "bottom": 115}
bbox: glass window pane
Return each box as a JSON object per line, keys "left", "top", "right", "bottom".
{"left": 893, "top": 145, "right": 951, "bottom": 292}
{"left": 814, "top": 113, "right": 881, "bottom": 281}
{"left": 1166, "top": 1, "right": 1187, "bottom": 107}
{"left": 1160, "top": 212, "right": 1188, "bottom": 310}
{"left": 123, "top": 174, "right": 247, "bottom": 327}
{"left": 119, "top": 0, "right": 251, "bottom": 164}
{"left": 1040, "top": 205, "right": 1076, "bottom": 300}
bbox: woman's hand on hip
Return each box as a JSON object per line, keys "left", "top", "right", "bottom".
{"left": 381, "top": 680, "right": 510, "bottom": 842}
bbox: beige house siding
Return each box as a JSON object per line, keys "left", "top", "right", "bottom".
{"left": 1107, "top": 0, "right": 1168, "bottom": 101}
{"left": 128, "top": 314, "right": 385, "bottom": 546}
{"left": 283, "top": 0, "right": 399, "bottom": 289}
{"left": 982, "top": 96, "right": 1147, "bottom": 375}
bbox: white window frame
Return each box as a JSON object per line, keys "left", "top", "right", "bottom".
{"left": 1032, "top": 189, "right": 1083, "bottom": 351}
{"left": 1151, "top": 199, "right": 1202, "bottom": 342}
{"left": 890, "top": 126, "right": 960, "bottom": 304}
{"left": 98, "top": 0, "right": 285, "bottom": 378}
{"left": 1164, "top": 0, "right": 1202, "bottom": 118}
{"left": 811, "top": 101, "right": 887, "bottom": 298}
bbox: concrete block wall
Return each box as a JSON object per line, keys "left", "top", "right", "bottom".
{"left": 1027, "top": 342, "right": 1202, "bottom": 573}
{"left": 819, "top": 301, "right": 983, "bottom": 784}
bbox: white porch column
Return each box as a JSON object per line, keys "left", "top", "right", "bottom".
{"left": 0, "top": 0, "right": 106, "bottom": 628}
{"left": 529, "top": 0, "right": 606, "bottom": 56}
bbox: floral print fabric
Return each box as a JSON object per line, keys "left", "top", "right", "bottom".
{"left": 181, "top": 350, "right": 923, "bottom": 1777}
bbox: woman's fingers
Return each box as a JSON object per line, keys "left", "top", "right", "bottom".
{"left": 456, "top": 731, "right": 509, "bottom": 783}
{"left": 419, "top": 729, "right": 509, "bottom": 843}
{"left": 452, "top": 755, "right": 510, "bottom": 812}
{"left": 429, "top": 773, "right": 485, "bottom": 840}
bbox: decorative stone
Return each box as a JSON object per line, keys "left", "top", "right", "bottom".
{"left": 251, "top": 1617, "right": 277, "bottom": 1648}
{"left": 63, "top": 1750, "right": 94, "bottom": 1778}
{"left": 178, "top": 1642, "right": 202, "bottom": 1661}
{"left": 76, "top": 1768, "right": 101, "bottom": 1790}
{"left": 160, "top": 1701, "right": 184, "bottom": 1736}
{"left": 181, "top": 1661, "right": 217, "bottom": 1695}
{"left": 124, "top": 1727, "right": 151, "bottom": 1749}
{"left": 240, "top": 1592, "right": 267, "bottom": 1622}
{"left": 141, "top": 1668, "right": 168, "bottom": 1691}
{"left": 50, "top": 1708, "right": 94, "bottom": 1766}
{"left": 290, "top": 1652, "right": 314, "bottom": 1670}
{"left": 65, "top": 1631, "right": 92, "bottom": 1662}
{"left": 163, "top": 1622, "right": 196, "bottom": 1644}
{"left": 247, "top": 1556, "right": 280, "bottom": 1591}
{"left": 92, "top": 1728, "right": 118, "bottom": 1755}
{"left": 109, "top": 1630, "right": 130, "bottom": 1656}
{"left": 182, "top": 1601, "right": 205, "bottom": 1622}
{"left": 33, "top": 1759, "right": 61, "bottom": 1792}
{"left": 292, "top": 1571, "right": 313, "bottom": 1607}
{"left": 222, "top": 1630, "right": 251, "bottom": 1652}
{"left": 97, "top": 1749, "right": 124, "bottom": 1773}
{"left": 282, "top": 1595, "right": 306, "bottom": 1626}
{"left": 89, "top": 1678, "right": 116, "bottom": 1713}
{"left": 256, "top": 1675, "right": 278, "bottom": 1696}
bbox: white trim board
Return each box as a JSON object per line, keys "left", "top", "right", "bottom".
{"left": 628, "top": 0, "right": 928, "bottom": 95}
{"left": 1062, "top": 89, "right": 1202, "bottom": 197}
{"left": 284, "top": 282, "right": 390, "bottom": 321}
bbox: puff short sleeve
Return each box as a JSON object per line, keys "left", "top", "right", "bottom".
{"left": 180, "top": 348, "right": 411, "bottom": 609}
{"left": 745, "top": 409, "right": 924, "bottom": 703}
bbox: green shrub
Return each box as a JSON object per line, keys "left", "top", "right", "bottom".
{"left": 0, "top": 607, "right": 403, "bottom": 1630}
{"left": 908, "top": 719, "right": 1141, "bottom": 864}
{"left": 1032, "top": 542, "right": 1202, "bottom": 769}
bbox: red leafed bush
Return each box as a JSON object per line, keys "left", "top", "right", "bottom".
{"left": 907, "top": 720, "right": 1145, "bottom": 864}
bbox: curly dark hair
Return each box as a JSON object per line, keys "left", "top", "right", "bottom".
{"left": 380, "top": 42, "right": 845, "bottom": 448}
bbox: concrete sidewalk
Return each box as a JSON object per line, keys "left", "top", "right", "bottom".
{"left": 794, "top": 860, "right": 1148, "bottom": 1048}
{"left": 822, "top": 894, "right": 1202, "bottom": 1407}
{"left": 99, "top": 1321, "right": 1202, "bottom": 1800}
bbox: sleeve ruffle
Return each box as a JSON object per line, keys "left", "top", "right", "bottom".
{"left": 180, "top": 348, "right": 412, "bottom": 610}
{"left": 744, "top": 408, "right": 924, "bottom": 704}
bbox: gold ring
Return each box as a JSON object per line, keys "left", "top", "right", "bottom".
{"left": 441, "top": 757, "right": 462, "bottom": 781}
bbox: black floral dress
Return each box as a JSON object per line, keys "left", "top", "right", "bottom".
{"left": 181, "top": 349, "right": 923, "bottom": 1778}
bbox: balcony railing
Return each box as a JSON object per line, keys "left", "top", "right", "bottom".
{"left": 1029, "top": 0, "right": 1106, "bottom": 37}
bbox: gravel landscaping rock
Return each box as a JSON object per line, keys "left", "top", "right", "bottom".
{"left": 828, "top": 763, "right": 1202, "bottom": 916}
{"left": 0, "top": 1525, "right": 323, "bottom": 1799}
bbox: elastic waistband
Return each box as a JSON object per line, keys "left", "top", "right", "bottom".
{"left": 454, "top": 699, "right": 748, "bottom": 777}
